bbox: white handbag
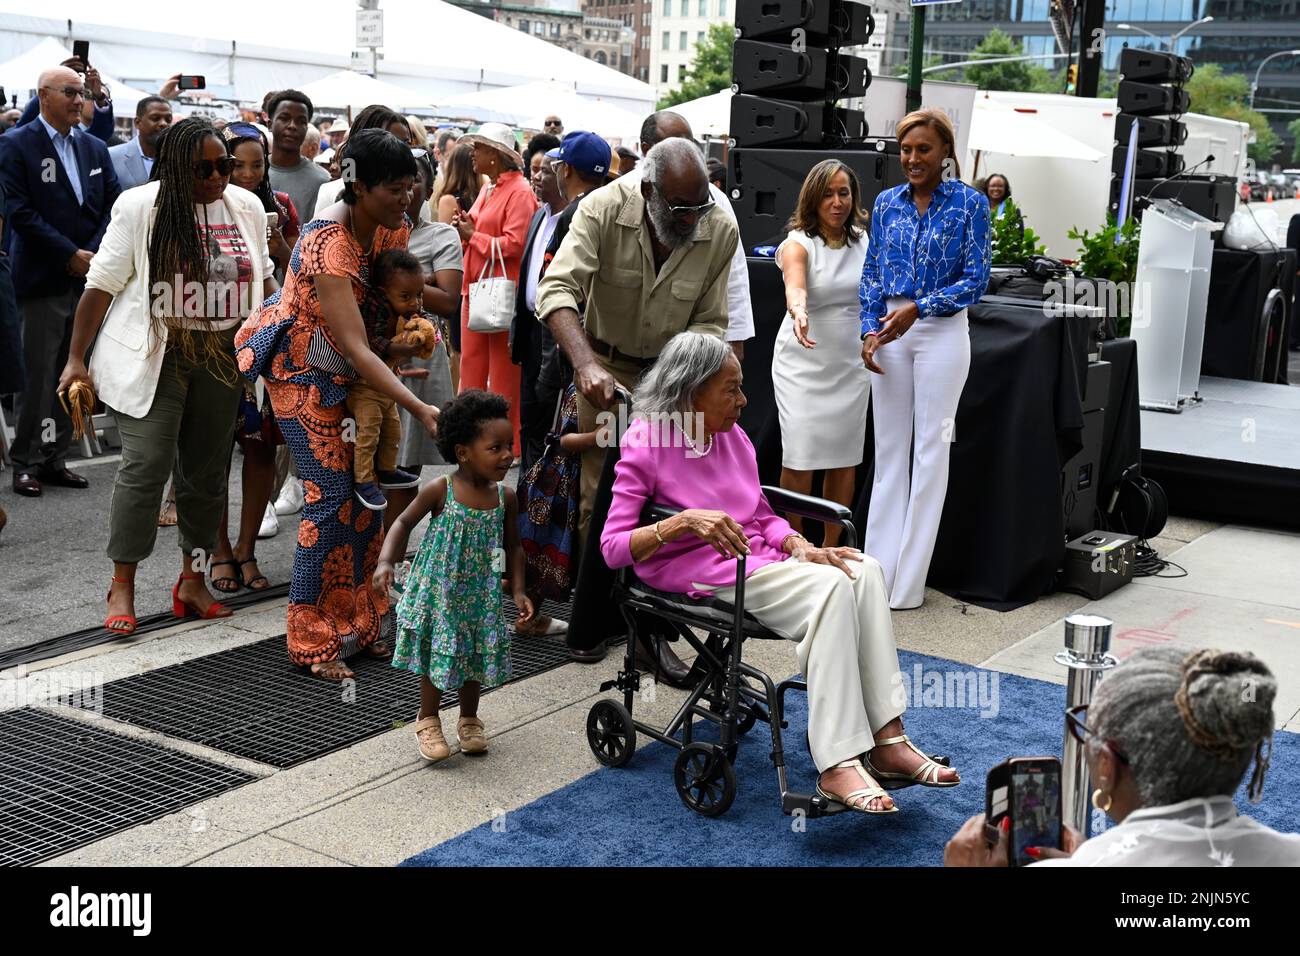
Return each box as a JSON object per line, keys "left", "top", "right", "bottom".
{"left": 467, "top": 237, "right": 516, "bottom": 333}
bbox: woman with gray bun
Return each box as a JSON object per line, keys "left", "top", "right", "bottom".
{"left": 945, "top": 646, "right": 1299, "bottom": 866}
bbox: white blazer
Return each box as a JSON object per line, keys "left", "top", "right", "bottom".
{"left": 86, "top": 181, "right": 271, "bottom": 418}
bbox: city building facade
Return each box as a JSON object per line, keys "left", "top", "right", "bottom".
{"left": 922, "top": 0, "right": 1300, "bottom": 153}
{"left": 584, "top": 0, "right": 653, "bottom": 81}
{"left": 448, "top": 0, "right": 584, "bottom": 54}
{"left": 649, "top": 0, "right": 733, "bottom": 100}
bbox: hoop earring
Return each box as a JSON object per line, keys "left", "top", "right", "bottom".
{"left": 1091, "top": 788, "right": 1112, "bottom": 813}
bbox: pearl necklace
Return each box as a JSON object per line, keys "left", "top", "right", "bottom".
{"left": 681, "top": 428, "right": 713, "bottom": 458}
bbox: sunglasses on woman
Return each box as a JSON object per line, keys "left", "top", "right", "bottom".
{"left": 1065, "top": 704, "right": 1130, "bottom": 764}
{"left": 193, "top": 157, "right": 235, "bottom": 179}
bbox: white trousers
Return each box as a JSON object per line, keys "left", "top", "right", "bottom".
{"left": 866, "top": 304, "right": 971, "bottom": 609}
{"left": 705, "top": 557, "right": 904, "bottom": 773}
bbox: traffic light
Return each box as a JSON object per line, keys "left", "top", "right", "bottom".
{"left": 1067, "top": 64, "right": 1077, "bottom": 91}
{"left": 1113, "top": 47, "right": 1192, "bottom": 183}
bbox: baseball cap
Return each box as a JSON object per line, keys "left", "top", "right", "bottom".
{"left": 546, "top": 130, "right": 609, "bottom": 177}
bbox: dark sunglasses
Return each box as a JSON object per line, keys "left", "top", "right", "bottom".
{"left": 193, "top": 157, "right": 235, "bottom": 179}
{"left": 654, "top": 183, "right": 715, "bottom": 221}
{"left": 1065, "top": 704, "right": 1130, "bottom": 765}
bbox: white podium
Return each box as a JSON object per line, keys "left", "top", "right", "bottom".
{"left": 1130, "top": 198, "right": 1222, "bottom": 412}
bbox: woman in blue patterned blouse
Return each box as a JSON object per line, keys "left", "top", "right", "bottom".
{"left": 858, "top": 108, "right": 991, "bottom": 609}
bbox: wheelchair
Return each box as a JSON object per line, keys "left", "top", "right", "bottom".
{"left": 584, "top": 486, "right": 950, "bottom": 818}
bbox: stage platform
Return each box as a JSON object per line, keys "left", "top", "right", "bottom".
{"left": 1141, "top": 376, "right": 1300, "bottom": 530}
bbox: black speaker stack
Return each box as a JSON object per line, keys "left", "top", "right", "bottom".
{"left": 727, "top": 0, "right": 898, "bottom": 253}
{"left": 1107, "top": 47, "right": 1230, "bottom": 223}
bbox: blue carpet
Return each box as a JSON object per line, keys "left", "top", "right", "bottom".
{"left": 401, "top": 651, "right": 1299, "bottom": 867}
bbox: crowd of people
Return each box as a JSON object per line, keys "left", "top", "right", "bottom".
{"left": 1, "top": 55, "right": 1296, "bottom": 863}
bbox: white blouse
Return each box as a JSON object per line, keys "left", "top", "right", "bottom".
{"left": 1032, "top": 796, "right": 1300, "bottom": 867}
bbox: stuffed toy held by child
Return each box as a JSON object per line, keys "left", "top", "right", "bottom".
{"left": 394, "top": 315, "right": 440, "bottom": 360}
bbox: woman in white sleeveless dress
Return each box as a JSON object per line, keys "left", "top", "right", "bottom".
{"left": 772, "top": 160, "right": 871, "bottom": 545}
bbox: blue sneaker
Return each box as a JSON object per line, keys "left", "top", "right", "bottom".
{"left": 376, "top": 467, "right": 421, "bottom": 490}
{"left": 354, "top": 481, "right": 388, "bottom": 511}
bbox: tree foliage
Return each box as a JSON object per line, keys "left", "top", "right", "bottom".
{"left": 658, "top": 22, "right": 734, "bottom": 108}
{"left": 1184, "top": 63, "right": 1280, "bottom": 164}
{"left": 963, "top": 29, "right": 1054, "bottom": 93}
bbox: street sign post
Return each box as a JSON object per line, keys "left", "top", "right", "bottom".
{"left": 357, "top": 10, "right": 384, "bottom": 48}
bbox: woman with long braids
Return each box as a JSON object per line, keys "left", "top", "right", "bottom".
{"left": 59, "top": 117, "right": 278, "bottom": 634}
{"left": 236, "top": 129, "right": 440, "bottom": 681}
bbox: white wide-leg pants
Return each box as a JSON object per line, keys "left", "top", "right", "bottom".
{"left": 866, "top": 302, "right": 971, "bottom": 609}
{"left": 704, "top": 556, "right": 904, "bottom": 773}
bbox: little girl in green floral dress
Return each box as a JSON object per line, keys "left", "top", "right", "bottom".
{"left": 373, "top": 390, "right": 535, "bottom": 762}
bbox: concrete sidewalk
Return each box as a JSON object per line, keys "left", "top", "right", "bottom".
{"left": 6, "top": 513, "right": 1295, "bottom": 867}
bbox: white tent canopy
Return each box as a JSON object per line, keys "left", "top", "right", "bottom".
{"left": 0, "top": 35, "right": 159, "bottom": 119}
{"left": 0, "top": 1, "right": 654, "bottom": 116}
{"left": 299, "top": 70, "right": 436, "bottom": 115}
{"left": 663, "top": 88, "right": 732, "bottom": 138}
{"left": 434, "top": 80, "right": 644, "bottom": 140}
{"left": 967, "top": 98, "right": 1104, "bottom": 164}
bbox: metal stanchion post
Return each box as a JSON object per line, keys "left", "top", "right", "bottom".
{"left": 1057, "top": 614, "right": 1119, "bottom": 836}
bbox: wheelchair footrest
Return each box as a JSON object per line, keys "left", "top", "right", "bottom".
{"left": 598, "top": 670, "right": 643, "bottom": 694}
{"left": 783, "top": 791, "right": 847, "bottom": 818}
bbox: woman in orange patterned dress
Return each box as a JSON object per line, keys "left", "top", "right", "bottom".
{"left": 236, "top": 130, "right": 440, "bottom": 680}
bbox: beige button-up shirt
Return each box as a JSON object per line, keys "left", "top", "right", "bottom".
{"left": 535, "top": 174, "right": 737, "bottom": 359}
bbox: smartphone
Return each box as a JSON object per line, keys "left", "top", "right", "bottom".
{"left": 72, "top": 40, "right": 90, "bottom": 64}
{"left": 985, "top": 756, "right": 1062, "bottom": 866}
{"left": 266, "top": 212, "right": 279, "bottom": 231}
{"left": 178, "top": 75, "right": 206, "bottom": 91}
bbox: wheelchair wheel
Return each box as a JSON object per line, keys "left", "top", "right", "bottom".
{"left": 674, "top": 743, "right": 736, "bottom": 817}
{"left": 587, "top": 700, "right": 636, "bottom": 768}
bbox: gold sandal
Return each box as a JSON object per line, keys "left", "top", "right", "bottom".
{"left": 815, "top": 759, "right": 898, "bottom": 814}
{"left": 865, "top": 734, "right": 960, "bottom": 788}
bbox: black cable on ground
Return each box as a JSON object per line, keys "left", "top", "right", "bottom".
{"left": 1133, "top": 538, "right": 1187, "bottom": 579}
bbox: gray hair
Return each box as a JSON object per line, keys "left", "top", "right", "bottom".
{"left": 632, "top": 332, "right": 730, "bottom": 419}
{"left": 642, "top": 137, "right": 706, "bottom": 186}
{"left": 1091, "top": 646, "right": 1276, "bottom": 806}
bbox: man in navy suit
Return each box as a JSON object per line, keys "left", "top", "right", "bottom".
{"left": 0, "top": 65, "right": 120, "bottom": 496}
{"left": 108, "top": 96, "right": 173, "bottom": 190}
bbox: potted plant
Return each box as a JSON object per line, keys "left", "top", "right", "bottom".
{"left": 1067, "top": 216, "right": 1142, "bottom": 336}
{"left": 989, "top": 198, "right": 1046, "bottom": 266}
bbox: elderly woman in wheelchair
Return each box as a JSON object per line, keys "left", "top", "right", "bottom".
{"left": 598, "top": 332, "right": 959, "bottom": 815}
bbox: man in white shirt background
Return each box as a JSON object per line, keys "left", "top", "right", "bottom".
{"left": 627, "top": 110, "right": 754, "bottom": 358}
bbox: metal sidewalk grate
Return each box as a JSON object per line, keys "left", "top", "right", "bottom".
{"left": 63, "top": 599, "right": 575, "bottom": 768}
{"left": 0, "top": 707, "right": 256, "bottom": 867}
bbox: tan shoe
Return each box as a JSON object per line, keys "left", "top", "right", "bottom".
{"left": 457, "top": 716, "right": 488, "bottom": 754}
{"left": 414, "top": 715, "right": 450, "bottom": 762}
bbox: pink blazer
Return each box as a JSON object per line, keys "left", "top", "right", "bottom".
{"left": 601, "top": 419, "right": 797, "bottom": 598}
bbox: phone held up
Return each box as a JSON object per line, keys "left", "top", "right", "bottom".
{"left": 72, "top": 40, "right": 90, "bottom": 65}
{"left": 178, "top": 75, "right": 206, "bottom": 91}
{"left": 985, "top": 757, "right": 1063, "bottom": 866}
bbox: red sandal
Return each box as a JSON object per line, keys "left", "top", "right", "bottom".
{"left": 172, "top": 572, "right": 233, "bottom": 620}
{"left": 105, "top": 576, "right": 137, "bottom": 635}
